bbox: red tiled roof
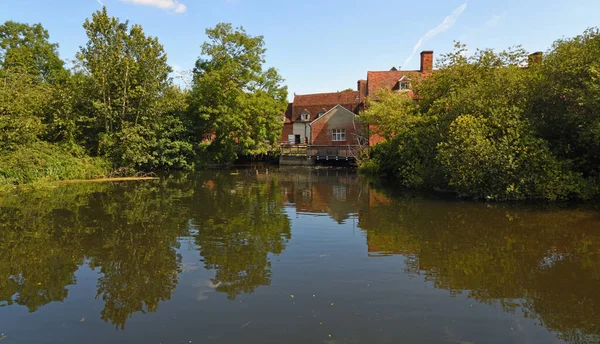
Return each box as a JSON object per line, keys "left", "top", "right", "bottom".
{"left": 366, "top": 70, "right": 423, "bottom": 100}
{"left": 291, "top": 91, "right": 360, "bottom": 122}
{"left": 294, "top": 91, "right": 359, "bottom": 106}
{"left": 284, "top": 103, "right": 293, "bottom": 123}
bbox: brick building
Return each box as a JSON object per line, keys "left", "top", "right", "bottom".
{"left": 280, "top": 50, "right": 435, "bottom": 146}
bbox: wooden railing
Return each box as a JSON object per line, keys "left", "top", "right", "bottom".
{"left": 280, "top": 145, "right": 367, "bottom": 160}
{"left": 280, "top": 145, "right": 308, "bottom": 156}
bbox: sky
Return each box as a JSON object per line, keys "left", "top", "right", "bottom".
{"left": 1, "top": 0, "right": 599, "bottom": 100}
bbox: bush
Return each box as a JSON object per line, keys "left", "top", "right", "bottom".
{"left": 437, "top": 113, "right": 584, "bottom": 200}
{"left": 0, "top": 142, "right": 110, "bottom": 186}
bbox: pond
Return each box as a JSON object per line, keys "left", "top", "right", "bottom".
{"left": 0, "top": 167, "right": 599, "bottom": 343}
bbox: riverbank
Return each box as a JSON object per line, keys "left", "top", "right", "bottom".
{"left": 0, "top": 142, "right": 112, "bottom": 192}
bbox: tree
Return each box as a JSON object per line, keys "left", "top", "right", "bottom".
{"left": 361, "top": 88, "right": 421, "bottom": 140}
{"left": 189, "top": 23, "right": 288, "bottom": 163}
{"left": 77, "top": 7, "right": 176, "bottom": 168}
{"left": 0, "top": 21, "right": 67, "bottom": 83}
{"left": 530, "top": 28, "right": 600, "bottom": 179}
{"left": 0, "top": 21, "right": 67, "bottom": 152}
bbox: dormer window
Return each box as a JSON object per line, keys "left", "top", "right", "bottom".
{"left": 317, "top": 109, "right": 326, "bottom": 118}
{"left": 300, "top": 109, "right": 310, "bottom": 122}
{"left": 397, "top": 75, "right": 412, "bottom": 91}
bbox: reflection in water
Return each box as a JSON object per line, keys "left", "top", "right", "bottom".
{"left": 191, "top": 172, "right": 291, "bottom": 299}
{"left": 0, "top": 168, "right": 599, "bottom": 343}
{"left": 360, "top": 191, "right": 600, "bottom": 343}
{"left": 0, "top": 181, "right": 191, "bottom": 329}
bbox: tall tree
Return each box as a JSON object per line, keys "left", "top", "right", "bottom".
{"left": 77, "top": 7, "right": 180, "bottom": 168}
{"left": 0, "top": 21, "right": 67, "bottom": 83}
{"left": 530, "top": 28, "right": 600, "bottom": 179}
{"left": 0, "top": 21, "right": 65, "bottom": 151}
{"left": 189, "top": 23, "right": 288, "bottom": 163}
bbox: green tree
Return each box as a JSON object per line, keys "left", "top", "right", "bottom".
{"left": 189, "top": 23, "right": 288, "bottom": 163}
{"left": 0, "top": 21, "right": 66, "bottom": 152}
{"left": 530, "top": 28, "right": 600, "bottom": 180}
{"left": 361, "top": 41, "right": 588, "bottom": 200}
{"left": 0, "top": 21, "right": 67, "bottom": 83}
{"left": 77, "top": 7, "right": 181, "bottom": 169}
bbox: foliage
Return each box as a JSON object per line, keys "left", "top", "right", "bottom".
{"left": 529, "top": 28, "right": 600, "bottom": 178}
{"left": 76, "top": 7, "right": 177, "bottom": 167}
{"left": 0, "top": 141, "right": 110, "bottom": 186}
{"left": 361, "top": 33, "right": 600, "bottom": 200}
{"left": 0, "top": 67, "right": 50, "bottom": 151}
{"left": 362, "top": 88, "right": 421, "bottom": 140}
{"left": 0, "top": 21, "right": 68, "bottom": 83}
{"left": 188, "top": 23, "right": 288, "bottom": 163}
{"left": 2, "top": 10, "right": 289, "bottom": 186}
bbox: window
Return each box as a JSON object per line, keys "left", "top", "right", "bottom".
{"left": 332, "top": 129, "right": 346, "bottom": 141}
{"left": 332, "top": 185, "right": 347, "bottom": 200}
{"left": 399, "top": 81, "right": 410, "bottom": 90}
{"left": 301, "top": 113, "right": 310, "bottom": 121}
{"left": 318, "top": 110, "right": 326, "bottom": 118}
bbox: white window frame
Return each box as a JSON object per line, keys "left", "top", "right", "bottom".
{"left": 399, "top": 81, "right": 410, "bottom": 90}
{"left": 301, "top": 113, "right": 310, "bottom": 121}
{"left": 332, "top": 129, "right": 346, "bottom": 142}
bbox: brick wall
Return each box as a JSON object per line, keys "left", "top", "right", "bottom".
{"left": 279, "top": 123, "right": 293, "bottom": 143}
{"left": 310, "top": 107, "right": 362, "bottom": 146}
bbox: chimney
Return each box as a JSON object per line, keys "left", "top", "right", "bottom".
{"left": 528, "top": 52, "right": 543, "bottom": 66}
{"left": 420, "top": 51, "right": 433, "bottom": 73}
{"left": 357, "top": 79, "right": 367, "bottom": 102}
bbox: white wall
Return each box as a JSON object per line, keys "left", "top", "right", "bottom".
{"left": 292, "top": 122, "right": 311, "bottom": 144}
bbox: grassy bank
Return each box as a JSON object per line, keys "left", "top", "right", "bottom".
{"left": 0, "top": 142, "right": 111, "bottom": 191}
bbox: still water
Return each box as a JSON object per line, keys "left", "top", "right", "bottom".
{"left": 0, "top": 167, "right": 599, "bottom": 344}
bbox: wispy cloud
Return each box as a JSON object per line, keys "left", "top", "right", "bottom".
{"left": 486, "top": 14, "right": 501, "bottom": 27}
{"left": 120, "top": 0, "right": 187, "bottom": 13}
{"left": 97, "top": 0, "right": 104, "bottom": 6}
{"left": 171, "top": 63, "right": 182, "bottom": 72}
{"left": 403, "top": 2, "right": 468, "bottom": 68}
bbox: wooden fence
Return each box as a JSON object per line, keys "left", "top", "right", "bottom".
{"left": 280, "top": 145, "right": 366, "bottom": 160}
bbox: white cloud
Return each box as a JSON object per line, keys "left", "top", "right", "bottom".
{"left": 97, "top": 0, "right": 104, "bottom": 6}
{"left": 171, "top": 63, "right": 182, "bottom": 72}
{"left": 403, "top": 2, "right": 468, "bottom": 68}
{"left": 120, "top": 0, "right": 187, "bottom": 13}
{"left": 486, "top": 14, "right": 501, "bottom": 27}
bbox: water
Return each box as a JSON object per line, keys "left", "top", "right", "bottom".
{"left": 0, "top": 167, "right": 599, "bottom": 344}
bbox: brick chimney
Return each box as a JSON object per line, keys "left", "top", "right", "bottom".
{"left": 420, "top": 51, "right": 433, "bottom": 73}
{"left": 528, "top": 52, "right": 543, "bottom": 66}
{"left": 357, "top": 79, "right": 367, "bottom": 103}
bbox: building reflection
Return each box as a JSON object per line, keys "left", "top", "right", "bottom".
{"left": 1, "top": 169, "right": 599, "bottom": 342}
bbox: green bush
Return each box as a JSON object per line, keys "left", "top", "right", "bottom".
{"left": 360, "top": 35, "right": 600, "bottom": 201}
{"left": 437, "top": 113, "right": 584, "bottom": 200}
{"left": 0, "top": 142, "right": 110, "bottom": 186}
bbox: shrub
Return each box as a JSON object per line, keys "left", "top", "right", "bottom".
{"left": 0, "top": 142, "right": 110, "bottom": 186}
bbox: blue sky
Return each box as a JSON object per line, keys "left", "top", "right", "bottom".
{"left": 2, "top": 0, "right": 599, "bottom": 99}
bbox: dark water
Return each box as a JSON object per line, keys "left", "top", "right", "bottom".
{"left": 1, "top": 168, "right": 599, "bottom": 344}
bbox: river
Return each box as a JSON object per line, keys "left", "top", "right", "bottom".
{"left": 0, "top": 167, "right": 599, "bottom": 343}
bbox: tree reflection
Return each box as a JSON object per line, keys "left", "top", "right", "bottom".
{"left": 360, "top": 192, "right": 600, "bottom": 343}
{"left": 0, "top": 180, "right": 191, "bottom": 329}
{"left": 191, "top": 171, "right": 291, "bottom": 299}
{"left": 0, "top": 171, "right": 292, "bottom": 328}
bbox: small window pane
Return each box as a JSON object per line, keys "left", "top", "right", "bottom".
{"left": 332, "top": 129, "right": 346, "bottom": 141}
